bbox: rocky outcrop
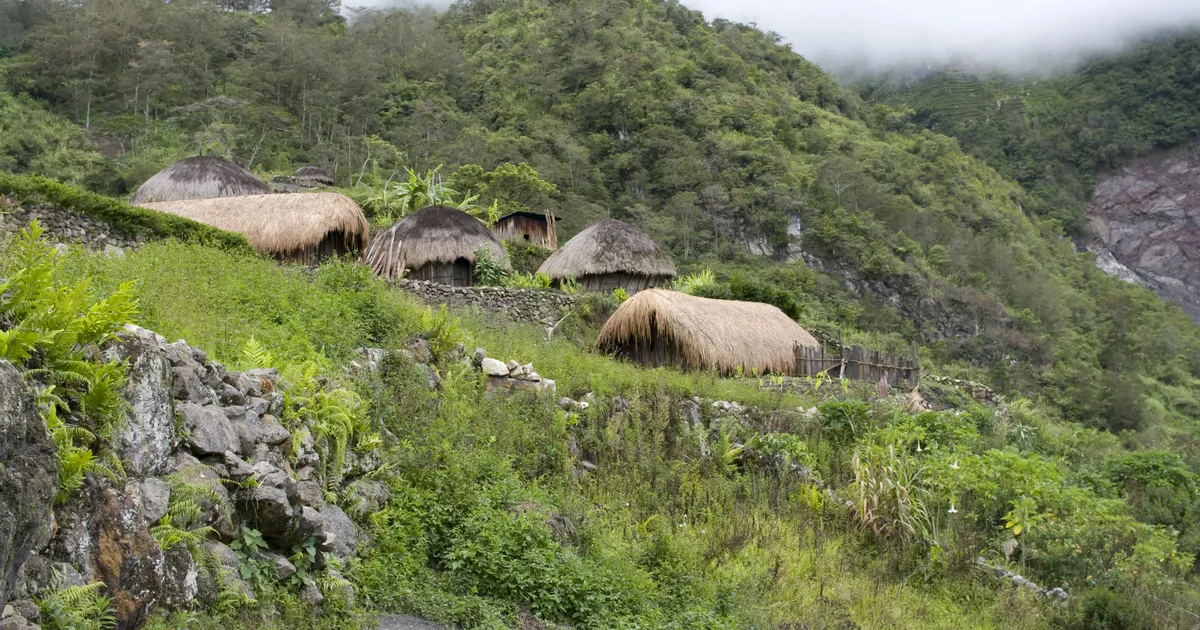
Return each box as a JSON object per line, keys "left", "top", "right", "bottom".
{"left": 399, "top": 279, "right": 578, "bottom": 326}
{"left": 106, "top": 327, "right": 176, "bottom": 476}
{"left": 1, "top": 327, "right": 380, "bottom": 629}
{"left": 0, "top": 362, "right": 56, "bottom": 613}
{"left": 1088, "top": 144, "right": 1200, "bottom": 322}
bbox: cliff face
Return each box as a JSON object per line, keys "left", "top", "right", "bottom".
{"left": 1088, "top": 144, "right": 1200, "bottom": 322}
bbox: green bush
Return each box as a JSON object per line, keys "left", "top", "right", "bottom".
{"left": 502, "top": 239, "right": 551, "bottom": 276}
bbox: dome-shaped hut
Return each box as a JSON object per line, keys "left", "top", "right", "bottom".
{"left": 596, "top": 289, "right": 819, "bottom": 375}
{"left": 364, "top": 205, "right": 508, "bottom": 285}
{"left": 537, "top": 218, "right": 676, "bottom": 294}
{"left": 131, "top": 156, "right": 270, "bottom": 204}
{"left": 293, "top": 165, "right": 336, "bottom": 187}
{"left": 138, "top": 193, "right": 369, "bottom": 265}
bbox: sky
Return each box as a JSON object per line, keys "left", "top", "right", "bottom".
{"left": 346, "top": 0, "right": 1200, "bottom": 73}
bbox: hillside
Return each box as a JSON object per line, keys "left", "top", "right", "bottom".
{"left": 2, "top": 0, "right": 1200, "bottom": 628}
{"left": 858, "top": 33, "right": 1200, "bottom": 325}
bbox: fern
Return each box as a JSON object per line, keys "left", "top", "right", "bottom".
{"left": 2, "top": 223, "right": 138, "bottom": 503}
{"left": 36, "top": 571, "right": 116, "bottom": 630}
{"left": 152, "top": 469, "right": 230, "bottom": 552}
{"left": 240, "top": 336, "right": 274, "bottom": 370}
{"left": 283, "top": 360, "right": 365, "bottom": 492}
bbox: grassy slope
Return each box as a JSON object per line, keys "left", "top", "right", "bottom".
{"left": 35, "top": 238, "right": 1066, "bottom": 629}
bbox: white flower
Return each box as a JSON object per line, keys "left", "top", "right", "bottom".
{"left": 950, "top": 460, "right": 960, "bottom": 470}
{"left": 948, "top": 505, "right": 958, "bottom": 514}
{"left": 916, "top": 441, "right": 923, "bottom": 452}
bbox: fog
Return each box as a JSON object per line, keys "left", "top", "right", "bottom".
{"left": 345, "top": 0, "right": 1200, "bottom": 73}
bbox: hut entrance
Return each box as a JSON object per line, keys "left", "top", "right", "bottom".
{"left": 409, "top": 257, "right": 475, "bottom": 286}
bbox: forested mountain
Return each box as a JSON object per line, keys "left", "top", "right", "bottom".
{"left": 857, "top": 31, "right": 1200, "bottom": 237}
{"left": 4, "top": 3, "right": 1200, "bottom": 626}
{"left": 3, "top": 0, "right": 1200, "bottom": 441}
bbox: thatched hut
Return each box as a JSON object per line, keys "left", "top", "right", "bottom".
{"left": 139, "top": 193, "right": 368, "bottom": 264}
{"left": 294, "top": 165, "right": 335, "bottom": 187}
{"left": 596, "top": 289, "right": 819, "bottom": 375}
{"left": 489, "top": 211, "right": 558, "bottom": 250}
{"left": 537, "top": 218, "right": 675, "bottom": 294}
{"left": 364, "top": 205, "right": 508, "bottom": 285}
{"left": 131, "top": 156, "right": 270, "bottom": 204}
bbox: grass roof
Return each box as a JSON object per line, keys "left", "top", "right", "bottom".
{"left": 538, "top": 218, "right": 675, "bottom": 280}
{"left": 364, "top": 205, "right": 508, "bottom": 281}
{"left": 130, "top": 156, "right": 270, "bottom": 204}
{"left": 138, "top": 192, "right": 368, "bottom": 258}
{"left": 596, "top": 289, "right": 818, "bottom": 375}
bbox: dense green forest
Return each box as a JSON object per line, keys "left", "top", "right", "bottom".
{"left": 4, "top": 1, "right": 1200, "bottom": 627}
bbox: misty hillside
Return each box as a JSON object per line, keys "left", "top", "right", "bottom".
{"left": 2, "top": 1, "right": 1200, "bottom": 629}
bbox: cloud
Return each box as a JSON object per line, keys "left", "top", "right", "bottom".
{"left": 343, "top": 0, "right": 1200, "bottom": 72}
{"left": 685, "top": 0, "right": 1200, "bottom": 72}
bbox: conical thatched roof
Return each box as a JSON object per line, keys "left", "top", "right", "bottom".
{"left": 294, "top": 165, "right": 335, "bottom": 185}
{"left": 364, "top": 205, "right": 508, "bottom": 281}
{"left": 538, "top": 218, "right": 675, "bottom": 280}
{"left": 596, "top": 289, "right": 818, "bottom": 375}
{"left": 139, "top": 193, "right": 368, "bottom": 259}
{"left": 131, "top": 156, "right": 270, "bottom": 204}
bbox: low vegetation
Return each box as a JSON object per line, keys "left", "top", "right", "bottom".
{"left": 0, "top": 226, "right": 1194, "bottom": 628}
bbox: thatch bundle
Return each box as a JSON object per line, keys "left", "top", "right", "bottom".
{"left": 294, "top": 165, "right": 335, "bottom": 186}
{"left": 537, "top": 219, "right": 675, "bottom": 293}
{"left": 364, "top": 205, "right": 508, "bottom": 283}
{"left": 139, "top": 193, "right": 368, "bottom": 263}
{"left": 131, "top": 156, "right": 270, "bottom": 204}
{"left": 596, "top": 289, "right": 819, "bottom": 375}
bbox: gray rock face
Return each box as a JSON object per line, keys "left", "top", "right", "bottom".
{"left": 1089, "top": 144, "right": 1200, "bottom": 322}
{"left": 237, "top": 462, "right": 303, "bottom": 547}
{"left": 307, "top": 505, "right": 361, "bottom": 558}
{"left": 171, "top": 367, "right": 213, "bottom": 405}
{"left": 0, "top": 361, "right": 56, "bottom": 613}
{"left": 132, "top": 478, "right": 171, "bottom": 525}
{"left": 50, "top": 488, "right": 166, "bottom": 629}
{"left": 107, "top": 327, "right": 176, "bottom": 476}
{"left": 257, "top": 415, "right": 290, "bottom": 446}
{"left": 180, "top": 403, "right": 241, "bottom": 456}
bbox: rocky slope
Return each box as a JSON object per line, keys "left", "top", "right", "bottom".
{"left": 1088, "top": 142, "right": 1200, "bottom": 322}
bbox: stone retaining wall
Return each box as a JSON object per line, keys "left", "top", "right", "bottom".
{"left": 398, "top": 279, "right": 578, "bottom": 326}
{"left": 2, "top": 204, "right": 143, "bottom": 251}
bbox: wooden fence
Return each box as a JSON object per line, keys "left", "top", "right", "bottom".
{"left": 793, "top": 341, "right": 920, "bottom": 388}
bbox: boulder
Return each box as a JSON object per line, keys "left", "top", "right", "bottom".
{"left": 257, "top": 415, "right": 290, "bottom": 446}
{"left": 218, "top": 383, "right": 246, "bottom": 406}
{"left": 265, "top": 553, "right": 296, "bottom": 581}
{"left": 308, "top": 505, "right": 361, "bottom": 558}
{"left": 54, "top": 488, "right": 165, "bottom": 629}
{"left": 180, "top": 403, "right": 240, "bottom": 456}
{"left": 131, "top": 478, "right": 171, "bottom": 525}
{"left": 203, "top": 542, "right": 239, "bottom": 571}
{"left": 170, "top": 367, "right": 213, "bottom": 405}
{"left": 480, "top": 358, "right": 509, "bottom": 377}
{"left": 244, "top": 368, "right": 280, "bottom": 393}
{"left": 237, "top": 462, "right": 303, "bottom": 547}
{"left": 159, "top": 545, "right": 200, "bottom": 609}
{"left": 244, "top": 397, "right": 269, "bottom": 416}
{"left": 344, "top": 480, "right": 390, "bottom": 518}
{"left": 296, "top": 481, "right": 324, "bottom": 507}
{"left": 105, "top": 328, "right": 176, "bottom": 475}
{"left": 0, "top": 361, "right": 55, "bottom": 613}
